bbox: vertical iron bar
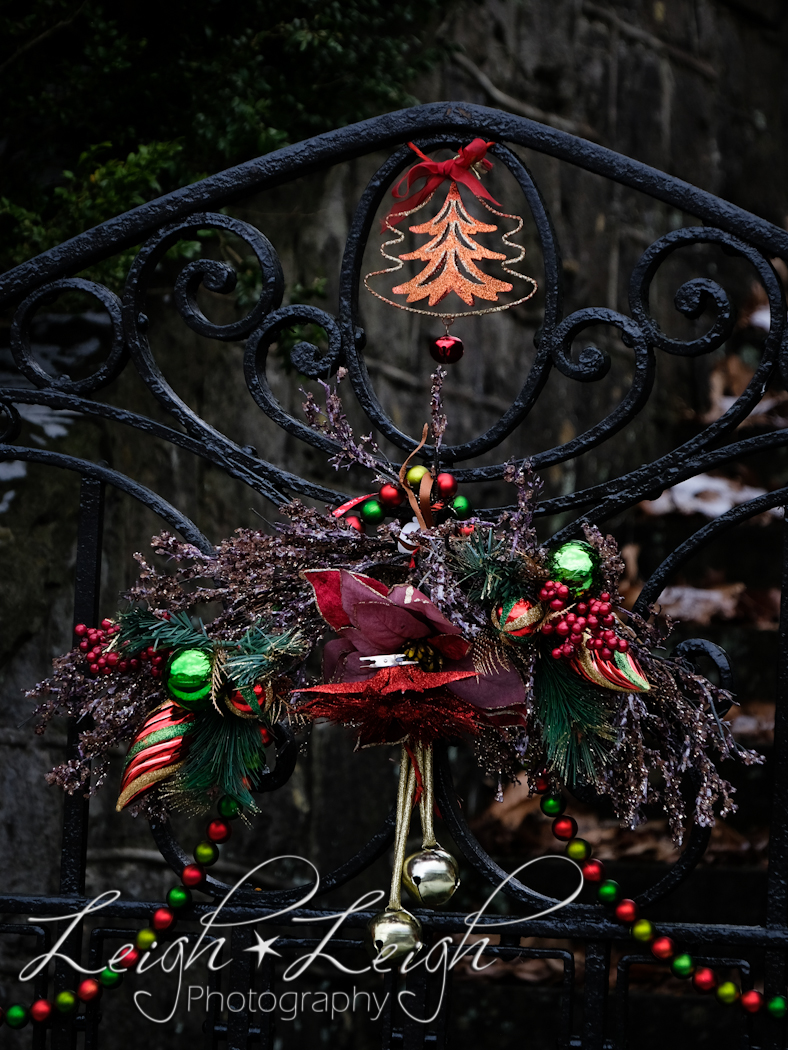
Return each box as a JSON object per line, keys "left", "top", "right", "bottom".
{"left": 582, "top": 941, "right": 610, "bottom": 1050}
{"left": 52, "top": 476, "right": 104, "bottom": 1050}
{"left": 762, "top": 510, "right": 788, "bottom": 1049}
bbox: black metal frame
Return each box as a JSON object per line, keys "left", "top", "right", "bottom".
{"left": 1, "top": 101, "right": 787, "bottom": 1049}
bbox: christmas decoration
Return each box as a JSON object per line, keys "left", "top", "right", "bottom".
{"left": 364, "top": 140, "right": 538, "bottom": 347}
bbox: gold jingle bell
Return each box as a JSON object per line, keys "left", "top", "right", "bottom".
{"left": 367, "top": 908, "right": 423, "bottom": 962}
{"left": 402, "top": 847, "right": 460, "bottom": 906}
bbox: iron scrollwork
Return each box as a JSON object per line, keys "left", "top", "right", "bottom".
{"left": 1, "top": 101, "right": 788, "bottom": 1048}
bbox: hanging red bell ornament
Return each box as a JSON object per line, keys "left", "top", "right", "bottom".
{"left": 430, "top": 334, "right": 464, "bottom": 364}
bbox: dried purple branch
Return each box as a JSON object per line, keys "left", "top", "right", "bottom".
{"left": 500, "top": 460, "right": 542, "bottom": 553}
{"left": 430, "top": 367, "right": 448, "bottom": 455}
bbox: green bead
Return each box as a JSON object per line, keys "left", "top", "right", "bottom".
{"left": 671, "top": 953, "right": 695, "bottom": 978}
{"left": 767, "top": 995, "right": 787, "bottom": 1019}
{"left": 360, "top": 499, "right": 385, "bottom": 525}
{"left": 167, "top": 885, "right": 193, "bottom": 909}
{"left": 547, "top": 540, "right": 598, "bottom": 593}
{"left": 136, "top": 927, "right": 157, "bottom": 951}
{"left": 55, "top": 990, "right": 77, "bottom": 1013}
{"left": 717, "top": 981, "right": 740, "bottom": 1004}
{"left": 406, "top": 465, "right": 429, "bottom": 486}
{"left": 597, "top": 879, "right": 620, "bottom": 905}
{"left": 99, "top": 967, "right": 123, "bottom": 989}
{"left": 540, "top": 795, "right": 566, "bottom": 817}
{"left": 631, "top": 919, "right": 654, "bottom": 942}
{"left": 218, "top": 795, "right": 242, "bottom": 819}
{"left": 566, "top": 838, "right": 592, "bottom": 862}
{"left": 5, "top": 1004, "right": 29, "bottom": 1029}
{"left": 194, "top": 840, "right": 220, "bottom": 866}
{"left": 451, "top": 495, "right": 473, "bottom": 520}
{"left": 166, "top": 648, "right": 212, "bottom": 709}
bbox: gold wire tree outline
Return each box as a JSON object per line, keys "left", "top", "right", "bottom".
{"left": 364, "top": 180, "right": 538, "bottom": 321}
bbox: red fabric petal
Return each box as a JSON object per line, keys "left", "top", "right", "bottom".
{"left": 352, "top": 601, "right": 432, "bottom": 649}
{"left": 387, "top": 584, "right": 463, "bottom": 635}
{"left": 445, "top": 655, "right": 526, "bottom": 709}
{"left": 339, "top": 570, "right": 390, "bottom": 626}
{"left": 304, "top": 569, "right": 388, "bottom": 631}
{"left": 430, "top": 634, "right": 471, "bottom": 660}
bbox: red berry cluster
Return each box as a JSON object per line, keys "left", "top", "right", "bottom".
{"left": 538, "top": 588, "right": 629, "bottom": 662}
{"left": 74, "top": 622, "right": 170, "bottom": 678}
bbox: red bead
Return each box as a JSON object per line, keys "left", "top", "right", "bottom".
{"left": 117, "top": 946, "right": 140, "bottom": 970}
{"left": 600, "top": 592, "right": 610, "bottom": 601}
{"left": 101, "top": 618, "right": 112, "bottom": 629}
{"left": 77, "top": 979, "right": 102, "bottom": 1002}
{"left": 106, "top": 652, "right": 119, "bottom": 666}
{"left": 89, "top": 664, "right": 99, "bottom": 674}
{"left": 379, "top": 483, "right": 405, "bottom": 508}
{"left": 207, "top": 819, "right": 232, "bottom": 844}
{"left": 534, "top": 775, "right": 549, "bottom": 793}
{"left": 651, "top": 936, "right": 675, "bottom": 959}
{"left": 458, "top": 524, "right": 474, "bottom": 536}
{"left": 130, "top": 659, "right": 140, "bottom": 670}
{"left": 541, "top": 623, "right": 554, "bottom": 635}
{"left": 430, "top": 334, "right": 464, "bottom": 364}
{"left": 551, "top": 648, "right": 563, "bottom": 659}
{"left": 345, "top": 515, "right": 363, "bottom": 533}
{"left": 151, "top": 668, "right": 161, "bottom": 678}
{"left": 693, "top": 968, "right": 717, "bottom": 993}
{"left": 557, "top": 584, "right": 570, "bottom": 598}
{"left": 182, "top": 863, "right": 205, "bottom": 887}
{"left": 615, "top": 899, "right": 639, "bottom": 924}
{"left": 435, "top": 473, "right": 458, "bottom": 499}
{"left": 601, "top": 648, "right": 613, "bottom": 659}
{"left": 152, "top": 907, "right": 176, "bottom": 932}
{"left": 549, "top": 599, "right": 565, "bottom": 610}
{"left": 552, "top": 816, "right": 578, "bottom": 841}
{"left": 555, "top": 621, "right": 570, "bottom": 636}
{"left": 79, "top": 640, "right": 89, "bottom": 650}
{"left": 119, "top": 660, "right": 128, "bottom": 671}
{"left": 74, "top": 624, "right": 87, "bottom": 636}
{"left": 253, "top": 684, "right": 264, "bottom": 696}
{"left": 582, "top": 859, "right": 606, "bottom": 882}
{"left": 30, "top": 999, "right": 53, "bottom": 1023}
{"left": 741, "top": 990, "right": 763, "bottom": 1013}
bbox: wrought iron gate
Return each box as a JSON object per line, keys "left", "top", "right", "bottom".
{"left": 1, "top": 101, "right": 787, "bottom": 1049}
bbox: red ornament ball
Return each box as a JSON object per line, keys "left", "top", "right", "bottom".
{"left": 552, "top": 815, "right": 578, "bottom": 841}
{"left": 152, "top": 907, "right": 176, "bottom": 932}
{"left": 615, "top": 899, "right": 639, "bottom": 924}
{"left": 207, "top": 819, "right": 232, "bottom": 844}
{"left": 30, "top": 999, "right": 53, "bottom": 1023}
{"left": 430, "top": 334, "right": 464, "bottom": 364}
{"left": 435, "top": 472, "right": 458, "bottom": 499}
{"left": 740, "top": 990, "right": 764, "bottom": 1013}
{"left": 651, "top": 936, "right": 675, "bottom": 960}
{"left": 182, "top": 863, "right": 205, "bottom": 888}
{"left": 77, "top": 979, "right": 102, "bottom": 1002}
{"left": 74, "top": 624, "right": 87, "bottom": 637}
{"left": 117, "top": 946, "right": 140, "bottom": 970}
{"left": 692, "top": 968, "right": 718, "bottom": 993}
{"left": 582, "top": 859, "right": 606, "bottom": 883}
{"left": 379, "top": 483, "right": 405, "bottom": 508}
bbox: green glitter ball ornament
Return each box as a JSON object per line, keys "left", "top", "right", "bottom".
{"left": 194, "top": 840, "right": 220, "bottom": 866}
{"left": 566, "top": 839, "right": 592, "bottom": 862}
{"left": 167, "top": 885, "right": 193, "bottom": 910}
{"left": 546, "top": 540, "right": 598, "bottom": 593}
{"left": 597, "top": 879, "right": 620, "bottom": 905}
{"left": 55, "top": 990, "right": 77, "bottom": 1013}
{"left": 5, "top": 1004, "right": 29, "bottom": 1029}
{"left": 451, "top": 495, "right": 473, "bottom": 520}
{"left": 99, "top": 967, "right": 123, "bottom": 989}
{"left": 767, "top": 995, "right": 787, "bottom": 1018}
{"left": 671, "top": 953, "right": 695, "bottom": 978}
{"left": 166, "top": 649, "right": 212, "bottom": 710}
{"left": 360, "top": 499, "right": 385, "bottom": 525}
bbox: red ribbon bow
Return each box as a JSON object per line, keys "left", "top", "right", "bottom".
{"left": 382, "top": 138, "right": 500, "bottom": 231}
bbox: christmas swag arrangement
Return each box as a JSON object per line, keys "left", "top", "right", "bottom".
{"left": 27, "top": 140, "right": 761, "bottom": 966}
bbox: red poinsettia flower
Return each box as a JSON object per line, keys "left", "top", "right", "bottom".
{"left": 297, "top": 570, "right": 525, "bottom": 746}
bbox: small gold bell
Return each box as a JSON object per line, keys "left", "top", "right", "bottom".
{"left": 402, "top": 847, "right": 460, "bottom": 906}
{"left": 367, "top": 908, "right": 423, "bottom": 962}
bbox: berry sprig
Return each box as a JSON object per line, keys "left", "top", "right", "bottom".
{"left": 0, "top": 797, "right": 243, "bottom": 1031}
{"left": 534, "top": 778, "right": 786, "bottom": 1019}
{"left": 74, "top": 621, "right": 171, "bottom": 679}
{"left": 538, "top": 587, "right": 630, "bottom": 663}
